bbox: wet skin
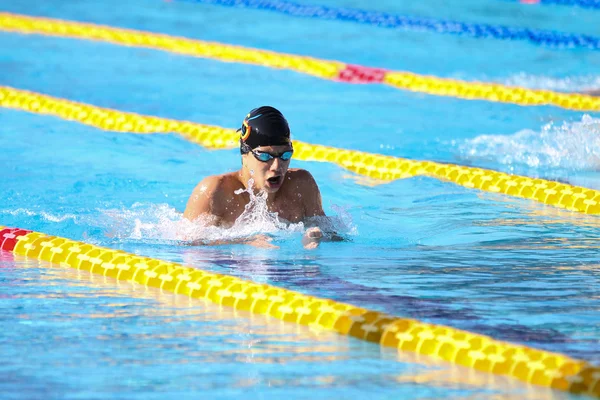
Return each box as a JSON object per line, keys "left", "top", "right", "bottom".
{"left": 183, "top": 144, "right": 325, "bottom": 248}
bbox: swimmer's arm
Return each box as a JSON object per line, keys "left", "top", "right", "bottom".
{"left": 189, "top": 234, "right": 277, "bottom": 249}
{"left": 297, "top": 170, "right": 340, "bottom": 248}
{"left": 299, "top": 170, "right": 325, "bottom": 218}
{"left": 299, "top": 171, "right": 348, "bottom": 244}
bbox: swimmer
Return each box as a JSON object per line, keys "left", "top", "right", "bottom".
{"left": 183, "top": 106, "right": 326, "bottom": 249}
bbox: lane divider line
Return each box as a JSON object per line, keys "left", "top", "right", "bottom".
{"left": 513, "top": 0, "right": 600, "bottom": 10}
{"left": 0, "top": 12, "right": 343, "bottom": 80}
{"left": 1, "top": 12, "right": 599, "bottom": 112}
{"left": 177, "top": 0, "right": 600, "bottom": 50}
{"left": 1, "top": 227, "right": 599, "bottom": 398}
{"left": 2, "top": 85, "right": 600, "bottom": 215}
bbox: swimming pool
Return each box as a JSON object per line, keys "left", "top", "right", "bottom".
{"left": 1, "top": 0, "right": 599, "bottom": 398}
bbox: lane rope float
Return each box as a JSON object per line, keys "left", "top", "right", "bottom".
{"left": 177, "top": 0, "right": 600, "bottom": 50}
{"left": 511, "top": 0, "right": 600, "bottom": 9}
{"left": 1, "top": 12, "right": 600, "bottom": 112}
{"left": 2, "top": 85, "right": 600, "bottom": 215}
{"left": 1, "top": 227, "right": 599, "bottom": 397}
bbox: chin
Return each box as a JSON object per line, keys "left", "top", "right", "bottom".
{"left": 263, "top": 186, "right": 280, "bottom": 194}
{"left": 256, "top": 175, "right": 285, "bottom": 194}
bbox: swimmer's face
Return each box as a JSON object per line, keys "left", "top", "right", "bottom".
{"left": 243, "top": 144, "right": 293, "bottom": 193}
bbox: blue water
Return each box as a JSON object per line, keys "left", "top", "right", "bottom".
{"left": 1, "top": 0, "right": 599, "bottom": 398}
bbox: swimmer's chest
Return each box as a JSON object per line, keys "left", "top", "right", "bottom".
{"left": 271, "top": 196, "right": 304, "bottom": 223}
{"left": 218, "top": 194, "right": 304, "bottom": 224}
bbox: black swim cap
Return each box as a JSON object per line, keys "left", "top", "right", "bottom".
{"left": 239, "top": 106, "right": 291, "bottom": 153}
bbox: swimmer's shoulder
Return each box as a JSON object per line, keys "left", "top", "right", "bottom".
{"left": 286, "top": 168, "right": 319, "bottom": 189}
{"left": 186, "top": 173, "right": 242, "bottom": 220}
{"left": 285, "top": 169, "right": 324, "bottom": 217}
{"left": 286, "top": 168, "right": 314, "bottom": 180}
{"left": 193, "top": 173, "right": 241, "bottom": 195}
{"left": 283, "top": 169, "right": 321, "bottom": 200}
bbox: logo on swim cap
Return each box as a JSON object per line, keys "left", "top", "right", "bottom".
{"left": 240, "top": 120, "right": 251, "bottom": 142}
{"left": 239, "top": 106, "right": 291, "bottom": 152}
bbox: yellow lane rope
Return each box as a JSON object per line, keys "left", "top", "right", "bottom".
{"left": 383, "top": 72, "right": 600, "bottom": 112}
{"left": 0, "top": 12, "right": 342, "bottom": 80}
{"left": 1, "top": 228, "right": 598, "bottom": 398}
{"left": 0, "top": 85, "right": 238, "bottom": 149}
{"left": 1, "top": 12, "right": 600, "bottom": 112}
{"left": 2, "top": 85, "right": 600, "bottom": 215}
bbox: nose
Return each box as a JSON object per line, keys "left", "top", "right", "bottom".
{"left": 269, "top": 157, "right": 285, "bottom": 173}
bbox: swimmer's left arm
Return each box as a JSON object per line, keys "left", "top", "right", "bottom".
{"left": 299, "top": 170, "right": 325, "bottom": 218}
{"left": 297, "top": 170, "right": 332, "bottom": 249}
{"left": 300, "top": 171, "right": 348, "bottom": 246}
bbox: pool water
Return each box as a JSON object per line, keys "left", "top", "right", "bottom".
{"left": 1, "top": 0, "right": 599, "bottom": 398}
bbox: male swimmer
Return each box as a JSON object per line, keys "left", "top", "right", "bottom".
{"left": 183, "top": 106, "right": 325, "bottom": 249}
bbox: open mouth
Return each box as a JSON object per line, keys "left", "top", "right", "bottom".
{"left": 267, "top": 176, "right": 282, "bottom": 185}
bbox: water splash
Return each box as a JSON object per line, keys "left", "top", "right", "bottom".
{"left": 0, "top": 208, "right": 78, "bottom": 223}
{"left": 98, "top": 177, "right": 355, "bottom": 245}
{"left": 99, "top": 203, "right": 183, "bottom": 241}
{"left": 97, "top": 202, "right": 273, "bottom": 244}
{"left": 306, "top": 204, "right": 358, "bottom": 238}
{"left": 231, "top": 177, "right": 293, "bottom": 235}
{"left": 458, "top": 115, "right": 600, "bottom": 170}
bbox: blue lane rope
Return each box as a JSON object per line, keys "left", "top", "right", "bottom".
{"left": 511, "top": 0, "right": 600, "bottom": 9}
{"left": 177, "top": 0, "right": 600, "bottom": 50}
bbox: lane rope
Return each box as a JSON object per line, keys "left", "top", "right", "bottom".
{"left": 1, "top": 227, "right": 599, "bottom": 397}
{"left": 177, "top": 0, "right": 600, "bottom": 50}
{"left": 1, "top": 12, "right": 600, "bottom": 112}
{"left": 512, "top": 0, "right": 600, "bottom": 9}
{"left": 2, "top": 85, "right": 600, "bottom": 215}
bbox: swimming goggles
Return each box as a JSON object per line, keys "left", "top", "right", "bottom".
{"left": 249, "top": 148, "right": 294, "bottom": 162}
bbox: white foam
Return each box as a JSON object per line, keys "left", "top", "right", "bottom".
{"left": 100, "top": 179, "right": 356, "bottom": 245}
{"left": 0, "top": 208, "right": 78, "bottom": 223}
{"left": 459, "top": 115, "right": 600, "bottom": 170}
